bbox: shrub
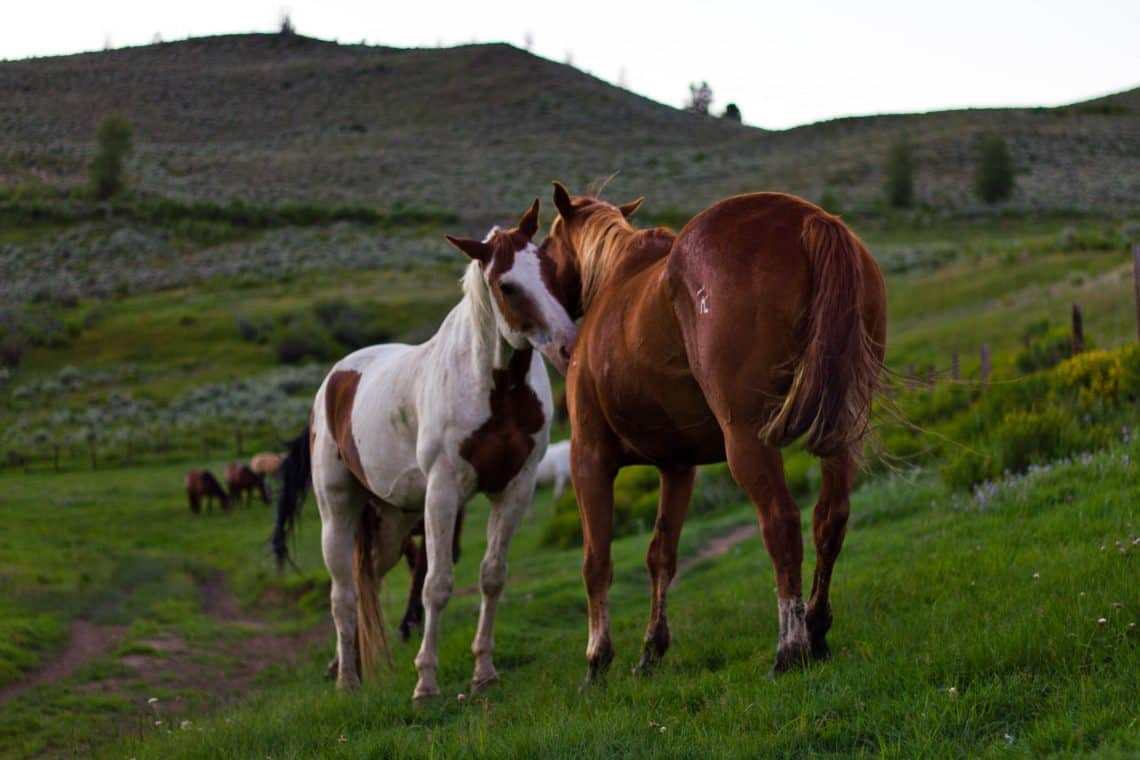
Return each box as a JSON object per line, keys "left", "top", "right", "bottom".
{"left": 89, "top": 114, "right": 133, "bottom": 201}
{"left": 1053, "top": 349, "right": 1125, "bottom": 410}
{"left": 993, "top": 408, "right": 1083, "bottom": 474}
{"left": 541, "top": 466, "right": 661, "bottom": 548}
{"left": 884, "top": 136, "right": 915, "bottom": 209}
{"left": 690, "top": 463, "right": 741, "bottom": 516}
{"left": 1015, "top": 326, "right": 1078, "bottom": 373}
{"left": 975, "top": 134, "right": 1015, "bottom": 204}
{"left": 274, "top": 317, "right": 338, "bottom": 365}
{"left": 685, "top": 82, "right": 713, "bottom": 115}
{"left": 312, "top": 299, "right": 392, "bottom": 350}
{"left": 721, "top": 103, "right": 742, "bottom": 122}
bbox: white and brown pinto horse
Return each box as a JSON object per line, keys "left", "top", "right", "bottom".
{"left": 273, "top": 200, "right": 576, "bottom": 700}
{"left": 543, "top": 183, "right": 887, "bottom": 682}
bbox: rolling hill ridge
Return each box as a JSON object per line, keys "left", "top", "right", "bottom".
{"left": 1, "top": 32, "right": 1137, "bottom": 217}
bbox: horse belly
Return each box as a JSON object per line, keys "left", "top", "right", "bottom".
{"left": 597, "top": 359, "right": 724, "bottom": 466}
{"left": 326, "top": 346, "right": 429, "bottom": 510}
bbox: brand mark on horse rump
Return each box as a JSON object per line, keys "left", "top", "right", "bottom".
{"left": 325, "top": 369, "right": 369, "bottom": 489}
{"left": 460, "top": 349, "right": 545, "bottom": 493}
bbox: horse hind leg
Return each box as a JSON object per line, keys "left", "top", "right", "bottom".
{"left": 806, "top": 449, "right": 857, "bottom": 661}
{"left": 723, "top": 428, "right": 808, "bottom": 673}
{"left": 634, "top": 465, "right": 695, "bottom": 676}
{"left": 399, "top": 535, "right": 426, "bottom": 641}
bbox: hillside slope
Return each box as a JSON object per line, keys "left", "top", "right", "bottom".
{"left": 1, "top": 33, "right": 1137, "bottom": 215}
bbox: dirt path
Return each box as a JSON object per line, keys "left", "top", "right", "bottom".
{"left": 673, "top": 523, "right": 758, "bottom": 587}
{"left": 0, "top": 571, "right": 324, "bottom": 708}
{"left": 0, "top": 619, "right": 126, "bottom": 703}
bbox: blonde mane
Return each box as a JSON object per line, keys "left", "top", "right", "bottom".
{"left": 553, "top": 208, "right": 638, "bottom": 312}
{"left": 459, "top": 259, "right": 498, "bottom": 363}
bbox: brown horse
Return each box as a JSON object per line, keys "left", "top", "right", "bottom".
{"left": 185, "top": 469, "right": 231, "bottom": 514}
{"left": 544, "top": 183, "right": 887, "bottom": 681}
{"left": 250, "top": 452, "right": 285, "bottom": 477}
{"left": 225, "top": 462, "right": 270, "bottom": 507}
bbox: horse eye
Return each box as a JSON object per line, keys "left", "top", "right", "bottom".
{"left": 499, "top": 282, "right": 520, "bottom": 298}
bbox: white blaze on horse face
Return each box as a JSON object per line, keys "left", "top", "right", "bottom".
{"left": 495, "top": 241, "right": 578, "bottom": 373}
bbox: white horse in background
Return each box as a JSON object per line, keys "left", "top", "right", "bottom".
{"left": 272, "top": 200, "right": 576, "bottom": 700}
{"left": 535, "top": 439, "right": 571, "bottom": 499}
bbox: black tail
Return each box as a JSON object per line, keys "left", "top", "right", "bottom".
{"left": 273, "top": 426, "right": 312, "bottom": 572}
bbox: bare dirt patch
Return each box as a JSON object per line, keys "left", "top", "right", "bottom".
{"left": 1, "top": 571, "right": 329, "bottom": 714}
{"left": 673, "top": 523, "right": 758, "bottom": 587}
{"left": 0, "top": 619, "right": 127, "bottom": 703}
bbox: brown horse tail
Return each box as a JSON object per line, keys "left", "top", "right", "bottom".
{"left": 759, "top": 211, "right": 883, "bottom": 458}
{"left": 353, "top": 504, "right": 392, "bottom": 681}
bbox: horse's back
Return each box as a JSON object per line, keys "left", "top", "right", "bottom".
{"left": 666, "top": 192, "right": 885, "bottom": 446}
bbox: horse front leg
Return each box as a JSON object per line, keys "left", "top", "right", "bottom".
{"left": 635, "top": 465, "right": 695, "bottom": 676}
{"left": 571, "top": 443, "right": 618, "bottom": 686}
{"left": 470, "top": 474, "right": 532, "bottom": 691}
{"left": 806, "top": 450, "right": 857, "bottom": 661}
{"left": 412, "top": 469, "right": 461, "bottom": 702}
{"left": 724, "top": 430, "right": 807, "bottom": 673}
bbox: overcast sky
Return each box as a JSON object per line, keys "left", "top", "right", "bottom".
{"left": 4, "top": 1, "right": 1137, "bottom": 129}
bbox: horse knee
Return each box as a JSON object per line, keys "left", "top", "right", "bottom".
{"left": 479, "top": 557, "right": 507, "bottom": 597}
{"left": 422, "top": 569, "right": 453, "bottom": 610}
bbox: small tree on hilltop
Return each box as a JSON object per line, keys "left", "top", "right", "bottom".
{"left": 686, "top": 81, "right": 713, "bottom": 115}
{"left": 721, "top": 102, "right": 742, "bottom": 123}
{"left": 975, "top": 134, "right": 1015, "bottom": 204}
{"left": 88, "top": 114, "right": 133, "bottom": 201}
{"left": 279, "top": 11, "right": 296, "bottom": 36}
{"left": 884, "top": 136, "right": 915, "bottom": 209}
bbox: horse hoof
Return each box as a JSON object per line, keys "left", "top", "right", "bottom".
{"left": 335, "top": 676, "right": 361, "bottom": 692}
{"left": 471, "top": 673, "right": 499, "bottom": 693}
{"left": 773, "top": 643, "right": 810, "bottom": 675}
{"left": 412, "top": 686, "right": 440, "bottom": 704}
{"left": 632, "top": 648, "right": 661, "bottom": 678}
{"left": 810, "top": 636, "right": 832, "bottom": 662}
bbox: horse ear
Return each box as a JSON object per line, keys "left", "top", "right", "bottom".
{"left": 552, "top": 181, "right": 575, "bottom": 219}
{"left": 518, "top": 197, "right": 540, "bottom": 239}
{"left": 445, "top": 235, "right": 491, "bottom": 262}
{"left": 618, "top": 197, "right": 644, "bottom": 218}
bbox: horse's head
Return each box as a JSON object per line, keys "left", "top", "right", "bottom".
{"left": 446, "top": 199, "right": 578, "bottom": 374}
{"left": 545, "top": 181, "right": 644, "bottom": 317}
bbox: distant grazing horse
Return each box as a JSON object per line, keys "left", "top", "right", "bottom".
{"left": 225, "top": 462, "right": 270, "bottom": 506}
{"left": 272, "top": 199, "right": 577, "bottom": 699}
{"left": 543, "top": 183, "right": 887, "bottom": 682}
{"left": 185, "top": 470, "right": 231, "bottom": 514}
{"left": 250, "top": 452, "right": 285, "bottom": 477}
{"left": 535, "top": 440, "right": 571, "bottom": 499}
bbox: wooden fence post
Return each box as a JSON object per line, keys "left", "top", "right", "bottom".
{"left": 950, "top": 351, "right": 960, "bottom": 380}
{"left": 1071, "top": 303, "right": 1084, "bottom": 355}
{"left": 980, "top": 343, "right": 991, "bottom": 386}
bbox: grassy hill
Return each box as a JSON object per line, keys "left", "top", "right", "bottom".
{"left": 1, "top": 32, "right": 1137, "bottom": 215}
{"left": 2, "top": 29, "right": 1139, "bottom": 760}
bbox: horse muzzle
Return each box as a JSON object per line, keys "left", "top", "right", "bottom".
{"left": 533, "top": 332, "right": 575, "bottom": 375}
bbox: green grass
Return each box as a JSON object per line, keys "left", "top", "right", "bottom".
{"left": 2, "top": 214, "right": 1139, "bottom": 757}
{"left": 0, "top": 442, "right": 1117, "bottom": 758}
